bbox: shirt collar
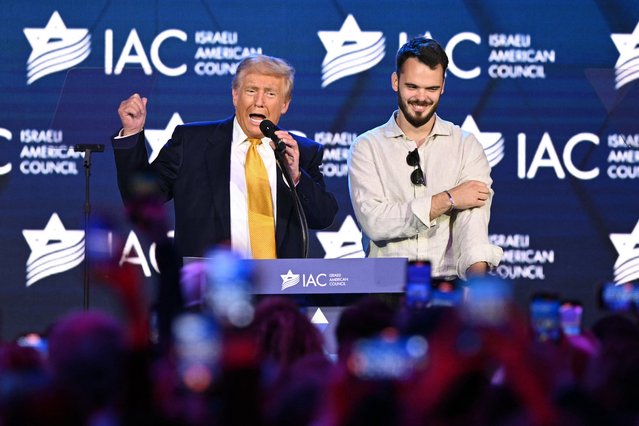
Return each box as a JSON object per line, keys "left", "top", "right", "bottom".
{"left": 232, "top": 116, "right": 267, "bottom": 146}
{"left": 382, "top": 110, "right": 451, "bottom": 140}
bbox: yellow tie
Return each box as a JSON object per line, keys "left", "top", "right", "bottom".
{"left": 245, "top": 138, "right": 276, "bottom": 259}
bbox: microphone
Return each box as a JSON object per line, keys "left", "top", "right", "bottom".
{"left": 259, "top": 120, "right": 287, "bottom": 153}
{"left": 73, "top": 144, "right": 105, "bottom": 152}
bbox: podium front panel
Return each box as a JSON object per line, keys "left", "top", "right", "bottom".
{"left": 184, "top": 257, "right": 408, "bottom": 295}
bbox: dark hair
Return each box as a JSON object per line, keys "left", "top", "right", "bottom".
{"left": 396, "top": 37, "right": 448, "bottom": 75}
{"left": 251, "top": 297, "right": 324, "bottom": 367}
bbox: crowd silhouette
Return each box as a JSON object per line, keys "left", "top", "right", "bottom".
{"left": 2, "top": 191, "right": 638, "bottom": 426}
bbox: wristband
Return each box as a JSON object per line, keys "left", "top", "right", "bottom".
{"left": 444, "top": 190, "right": 455, "bottom": 212}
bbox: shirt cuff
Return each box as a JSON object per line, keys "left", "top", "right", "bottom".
{"left": 410, "top": 196, "right": 437, "bottom": 228}
{"left": 114, "top": 128, "right": 143, "bottom": 139}
{"left": 457, "top": 243, "right": 504, "bottom": 280}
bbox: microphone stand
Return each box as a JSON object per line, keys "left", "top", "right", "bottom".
{"left": 273, "top": 148, "right": 309, "bottom": 258}
{"left": 74, "top": 143, "right": 105, "bottom": 310}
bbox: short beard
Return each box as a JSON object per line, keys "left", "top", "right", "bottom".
{"left": 398, "top": 92, "right": 438, "bottom": 129}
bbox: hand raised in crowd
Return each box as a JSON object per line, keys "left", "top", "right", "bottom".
{"left": 448, "top": 180, "right": 490, "bottom": 210}
{"left": 118, "top": 93, "right": 148, "bottom": 136}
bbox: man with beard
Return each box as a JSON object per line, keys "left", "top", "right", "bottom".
{"left": 348, "top": 37, "right": 502, "bottom": 280}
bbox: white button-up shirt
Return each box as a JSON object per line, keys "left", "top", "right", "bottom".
{"left": 348, "top": 112, "right": 502, "bottom": 279}
{"left": 230, "top": 118, "right": 277, "bottom": 258}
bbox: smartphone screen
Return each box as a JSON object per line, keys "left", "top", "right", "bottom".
{"left": 172, "top": 313, "right": 220, "bottom": 391}
{"left": 529, "top": 293, "right": 561, "bottom": 343}
{"left": 559, "top": 300, "right": 583, "bottom": 336}
{"left": 599, "top": 282, "right": 639, "bottom": 312}
{"left": 15, "top": 332, "right": 48, "bottom": 357}
{"left": 204, "top": 248, "right": 254, "bottom": 327}
{"left": 462, "top": 276, "right": 512, "bottom": 327}
{"left": 430, "top": 278, "right": 463, "bottom": 307}
{"left": 405, "top": 261, "right": 431, "bottom": 309}
{"left": 348, "top": 334, "right": 428, "bottom": 380}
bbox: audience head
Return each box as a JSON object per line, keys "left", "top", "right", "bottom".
{"left": 590, "top": 313, "right": 639, "bottom": 345}
{"left": 335, "top": 296, "right": 395, "bottom": 361}
{"left": 47, "top": 310, "right": 127, "bottom": 410}
{"left": 251, "top": 296, "right": 325, "bottom": 368}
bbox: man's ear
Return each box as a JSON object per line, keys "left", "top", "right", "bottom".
{"left": 280, "top": 98, "right": 290, "bottom": 115}
{"left": 391, "top": 72, "right": 399, "bottom": 92}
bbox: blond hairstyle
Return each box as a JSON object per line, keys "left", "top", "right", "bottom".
{"left": 232, "top": 54, "right": 295, "bottom": 100}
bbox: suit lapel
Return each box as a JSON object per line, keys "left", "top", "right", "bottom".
{"left": 205, "top": 117, "right": 234, "bottom": 241}
{"left": 275, "top": 167, "right": 295, "bottom": 253}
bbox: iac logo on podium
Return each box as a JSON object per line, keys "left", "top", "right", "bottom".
{"left": 280, "top": 270, "right": 329, "bottom": 291}
{"left": 280, "top": 270, "right": 301, "bottom": 291}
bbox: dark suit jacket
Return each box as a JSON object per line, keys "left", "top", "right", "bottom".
{"left": 113, "top": 116, "right": 338, "bottom": 259}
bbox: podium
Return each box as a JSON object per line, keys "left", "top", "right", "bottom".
{"left": 184, "top": 257, "right": 409, "bottom": 356}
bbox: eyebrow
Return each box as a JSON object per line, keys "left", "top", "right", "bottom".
{"left": 403, "top": 81, "right": 441, "bottom": 90}
{"left": 245, "top": 84, "right": 279, "bottom": 93}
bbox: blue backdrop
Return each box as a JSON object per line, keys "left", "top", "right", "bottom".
{"left": 1, "top": 0, "right": 638, "bottom": 340}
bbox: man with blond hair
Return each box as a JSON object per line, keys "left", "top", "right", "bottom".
{"left": 113, "top": 54, "right": 337, "bottom": 260}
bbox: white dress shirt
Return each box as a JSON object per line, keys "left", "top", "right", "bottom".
{"left": 230, "top": 117, "right": 278, "bottom": 258}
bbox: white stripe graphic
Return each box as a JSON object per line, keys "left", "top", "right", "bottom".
{"left": 613, "top": 255, "right": 639, "bottom": 284}
{"left": 27, "top": 34, "right": 91, "bottom": 85}
{"left": 26, "top": 239, "right": 85, "bottom": 286}
{"left": 322, "top": 37, "right": 385, "bottom": 88}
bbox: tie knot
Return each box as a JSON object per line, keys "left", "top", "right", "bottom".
{"left": 248, "top": 138, "right": 262, "bottom": 146}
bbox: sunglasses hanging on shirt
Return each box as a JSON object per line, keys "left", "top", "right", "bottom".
{"left": 406, "top": 149, "right": 425, "bottom": 186}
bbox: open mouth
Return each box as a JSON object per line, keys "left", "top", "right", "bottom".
{"left": 249, "top": 113, "right": 266, "bottom": 124}
{"left": 409, "top": 101, "right": 430, "bottom": 113}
